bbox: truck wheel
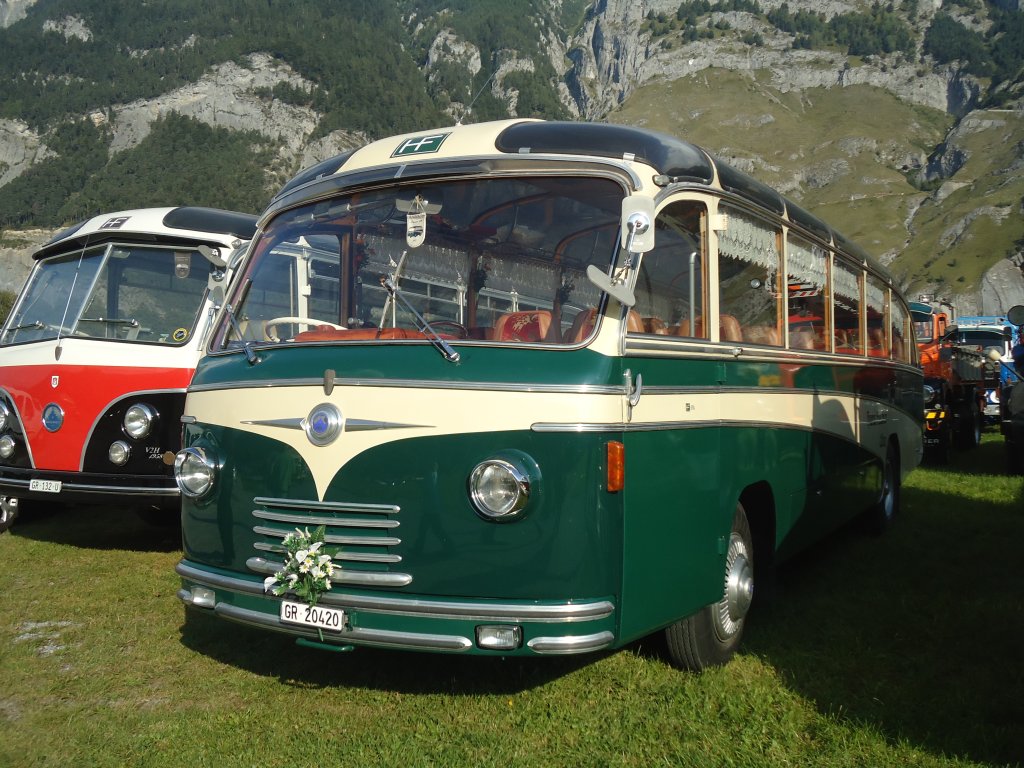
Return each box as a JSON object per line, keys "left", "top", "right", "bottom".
{"left": 955, "top": 400, "right": 981, "bottom": 449}
{"left": 665, "top": 503, "right": 753, "bottom": 670}
{"left": 925, "top": 429, "right": 952, "bottom": 464}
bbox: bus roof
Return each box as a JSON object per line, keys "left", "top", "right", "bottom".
{"left": 35, "top": 206, "right": 258, "bottom": 261}
{"left": 267, "top": 119, "right": 890, "bottom": 280}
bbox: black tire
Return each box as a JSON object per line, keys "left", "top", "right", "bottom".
{"left": 0, "top": 497, "right": 17, "bottom": 534}
{"left": 665, "top": 502, "right": 753, "bottom": 671}
{"left": 955, "top": 400, "right": 981, "bottom": 449}
{"left": 865, "top": 441, "right": 900, "bottom": 535}
{"left": 925, "top": 428, "right": 952, "bottom": 465}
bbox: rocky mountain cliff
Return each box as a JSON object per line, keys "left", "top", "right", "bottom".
{"left": 0, "top": 0, "right": 1022, "bottom": 314}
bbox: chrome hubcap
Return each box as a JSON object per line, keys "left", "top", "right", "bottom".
{"left": 715, "top": 531, "right": 753, "bottom": 639}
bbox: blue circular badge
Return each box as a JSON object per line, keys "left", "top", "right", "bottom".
{"left": 42, "top": 403, "right": 64, "bottom": 432}
{"left": 304, "top": 403, "right": 342, "bottom": 446}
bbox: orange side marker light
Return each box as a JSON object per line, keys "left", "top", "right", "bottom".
{"left": 606, "top": 440, "right": 624, "bottom": 493}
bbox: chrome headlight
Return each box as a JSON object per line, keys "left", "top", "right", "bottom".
{"left": 0, "top": 434, "right": 15, "bottom": 459}
{"left": 922, "top": 384, "right": 936, "bottom": 405}
{"left": 174, "top": 446, "right": 217, "bottom": 498}
{"left": 469, "top": 458, "right": 533, "bottom": 521}
{"left": 124, "top": 403, "right": 157, "bottom": 439}
{"left": 0, "top": 401, "right": 9, "bottom": 432}
{"left": 108, "top": 440, "right": 131, "bottom": 466}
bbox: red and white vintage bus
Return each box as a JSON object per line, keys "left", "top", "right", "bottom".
{"left": 0, "top": 206, "right": 256, "bottom": 532}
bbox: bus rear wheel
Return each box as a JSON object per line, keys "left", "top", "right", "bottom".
{"left": 665, "top": 502, "right": 753, "bottom": 671}
{"left": 864, "top": 442, "right": 900, "bottom": 535}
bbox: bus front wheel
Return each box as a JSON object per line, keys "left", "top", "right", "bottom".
{"left": 665, "top": 503, "right": 753, "bottom": 671}
{"left": 0, "top": 496, "right": 19, "bottom": 534}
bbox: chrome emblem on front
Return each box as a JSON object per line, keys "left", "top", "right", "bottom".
{"left": 50, "top": 375, "right": 59, "bottom": 389}
{"left": 42, "top": 403, "right": 64, "bottom": 432}
{"left": 303, "top": 403, "right": 342, "bottom": 446}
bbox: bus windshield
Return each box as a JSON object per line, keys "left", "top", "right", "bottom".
{"left": 2, "top": 243, "right": 214, "bottom": 346}
{"left": 219, "top": 176, "right": 624, "bottom": 349}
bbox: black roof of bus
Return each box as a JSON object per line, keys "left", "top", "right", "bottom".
{"left": 35, "top": 206, "right": 258, "bottom": 261}
{"left": 270, "top": 120, "right": 888, "bottom": 278}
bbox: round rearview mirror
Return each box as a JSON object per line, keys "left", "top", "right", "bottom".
{"left": 1006, "top": 305, "right": 1024, "bottom": 326}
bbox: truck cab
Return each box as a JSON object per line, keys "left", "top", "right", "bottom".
{"left": 910, "top": 301, "right": 988, "bottom": 462}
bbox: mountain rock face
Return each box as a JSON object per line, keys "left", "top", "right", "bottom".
{"left": 0, "top": 0, "right": 36, "bottom": 29}
{"left": 568, "top": 0, "right": 981, "bottom": 119}
{"left": 0, "top": 120, "right": 53, "bottom": 187}
{"left": 0, "top": 0, "right": 1021, "bottom": 313}
{"left": 107, "top": 53, "right": 319, "bottom": 156}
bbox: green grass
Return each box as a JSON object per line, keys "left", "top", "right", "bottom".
{"left": 1, "top": 435, "right": 1022, "bottom": 767}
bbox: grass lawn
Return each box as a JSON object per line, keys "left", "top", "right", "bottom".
{"left": 1, "top": 435, "right": 1021, "bottom": 767}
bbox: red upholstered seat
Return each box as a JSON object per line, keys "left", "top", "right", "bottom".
{"left": 493, "top": 310, "right": 552, "bottom": 342}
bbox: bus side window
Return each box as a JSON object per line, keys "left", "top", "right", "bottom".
{"left": 866, "top": 275, "right": 888, "bottom": 358}
{"left": 832, "top": 259, "right": 862, "bottom": 355}
{"left": 718, "top": 205, "right": 782, "bottom": 345}
{"left": 630, "top": 200, "right": 706, "bottom": 337}
{"left": 786, "top": 234, "right": 829, "bottom": 351}
{"left": 890, "top": 293, "right": 910, "bottom": 362}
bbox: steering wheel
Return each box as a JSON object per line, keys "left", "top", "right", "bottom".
{"left": 264, "top": 316, "right": 347, "bottom": 342}
{"left": 429, "top": 320, "right": 469, "bottom": 339}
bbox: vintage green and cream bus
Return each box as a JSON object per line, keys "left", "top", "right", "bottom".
{"left": 174, "top": 120, "right": 922, "bottom": 669}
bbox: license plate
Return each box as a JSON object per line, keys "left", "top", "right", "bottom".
{"left": 29, "top": 479, "right": 62, "bottom": 493}
{"left": 279, "top": 600, "right": 345, "bottom": 633}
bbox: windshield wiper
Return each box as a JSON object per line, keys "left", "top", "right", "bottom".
{"left": 224, "top": 303, "right": 260, "bottom": 365}
{"left": 4, "top": 320, "right": 46, "bottom": 333}
{"left": 77, "top": 316, "right": 139, "bottom": 328}
{"left": 379, "top": 275, "right": 460, "bottom": 363}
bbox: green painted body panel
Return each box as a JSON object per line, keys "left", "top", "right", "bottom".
{"left": 192, "top": 341, "right": 623, "bottom": 390}
{"left": 180, "top": 343, "right": 922, "bottom": 655}
{"left": 183, "top": 425, "right": 622, "bottom": 600}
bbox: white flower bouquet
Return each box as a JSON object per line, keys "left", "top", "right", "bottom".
{"left": 263, "top": 526, "right": 337, "bottom": 607}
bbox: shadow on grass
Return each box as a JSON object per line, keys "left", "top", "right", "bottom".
{"left": 9, "top": 500, "right": 181, "bottom": 553}
{"left": 927, "top": 429, "right": 1020, "bottom": 478}
{"left": 742, "top": 465, "right": 1024, "bottom": 767}
{"left": 178, "top": 607, "right": 602, "bottom": 696}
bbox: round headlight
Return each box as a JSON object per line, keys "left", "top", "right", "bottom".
{"left": 174, "top": 446, "right": 217, "bottom": 498}
{"left": 923, "top": 384, "right": 936, "bottom": 405}
{"left": 108, "top": 440, "right": 131, "bottom": 465}
{"left": 0, "top": 401, "right": 9, "bottom": 432}
{"left": 124, "top": 403, "right": 157, "bottom": 439}
{"left": 469, "top": 459, "right": 530, "bottom": 520}
{"left": 0, "top": 434, "right": 15, "bottom": 459}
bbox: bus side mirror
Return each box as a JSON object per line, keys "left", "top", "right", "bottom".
{"left": 198, "top": 245, "right": 228, "bottom": 306}
{"left": 585, "top": 197, "right": 656, "bottom": 308}
{"left": 620, "top": 196, "right": 655, "bottom": 253}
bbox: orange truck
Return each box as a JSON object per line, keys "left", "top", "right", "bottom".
{"left": 910, "top": 300, "right": 993, "bottom": 462}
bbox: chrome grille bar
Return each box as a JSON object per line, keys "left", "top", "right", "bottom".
{"left": 252, "top": 525, "right": 400, "bottom": 548}
{"left": 252, "top": 509, "right": 399, "bottom": 529}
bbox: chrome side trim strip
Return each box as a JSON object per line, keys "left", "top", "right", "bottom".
{"left": 252, "top": 509, "right": 400, "bottom": 529}
{"left": 251, "top": 526, "right": 400, "bottom": 547}
{"left": 246, "top": 556, "right": 412, "bottom": 587}
{"left": 527, "top": 631, "right": 615, "bottom": 654}
{"left": 254, "top": 497, "right": 400, "bottom": 514}
{"left": 176, "top": 561, "right": 615, "bottom": 622}
{"left": 190, "top": 378, "right": 625, "bottom": 396}
{"left": 212, "top": 602, "right": 473, "bottom": 652}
